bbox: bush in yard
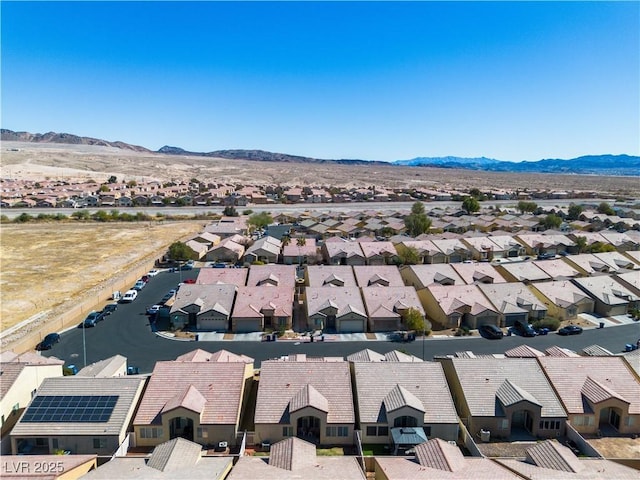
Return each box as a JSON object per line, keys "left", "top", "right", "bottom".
{"left": 532, "top": 317, "right": 561, "bottom": 331}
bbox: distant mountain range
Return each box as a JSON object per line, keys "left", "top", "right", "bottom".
{"left": 2, "top": 129, "right": 638, "bottom": 176}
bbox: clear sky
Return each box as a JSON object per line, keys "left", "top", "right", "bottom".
{"left": 2, "top": 1, "right": 638, "bottom": 162}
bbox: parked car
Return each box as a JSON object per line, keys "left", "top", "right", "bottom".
{"left": 102, "top": 303, "right": 118, "bottom": 315}
{"left": 140, "top": 275, "right": 150, "bottom": 283}
{"left": 160, "top": 290, "right": 177, "bottom": 305}
{"left": 180, "top": 261, "right": 194, "bottom": 271}
{"left": 479, "top": 324, "right": 504, "bottom": 340}
{"left": 146, "top": 304, "right": 162, "bottom": 315}
{"left": 133, "top": 280, "right": 146, "bottom": 291}
{"left": 36, "top": 333, "right": 60, "bottom": 350}
{"left": 120, "top": 289, "right": 138, "bottom": 303}
{"left": 83, "top": 311, "right": 103, "bottom": 327}
{"left": 511, "top": 320, "right": 537, "bottom": 337}
{"left": 148, "top": 269, "right": 160, "bottom": 277}
{"left": 183, "top": 278, "right": 196, "bottom": 284}
{"left": 558, "top": 325, "right": 583, "bottom": 336}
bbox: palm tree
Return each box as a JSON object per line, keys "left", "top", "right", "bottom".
{"left": 296, "top": 237, "right": 307, "bottom": 267}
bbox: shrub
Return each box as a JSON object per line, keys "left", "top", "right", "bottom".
{"left": 532, "top": 317, "right": 561, "bottom": 331}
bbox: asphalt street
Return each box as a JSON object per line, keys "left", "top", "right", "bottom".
{"left": 43, "top": 269, "right": 640, "bottom": 372}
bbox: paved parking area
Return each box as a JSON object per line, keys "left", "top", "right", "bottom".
{"left": 579, "top": 313, "right": 638, "bottom": 328}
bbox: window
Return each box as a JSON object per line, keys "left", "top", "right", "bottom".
{"left": 378, "top": 426, "right": 389, "bottom": 436}
{"left": 278, "top": 317, "right": 287, "bottom": 326}
{"left": 326, "top": 426, "right": 348, "bottom": 437}
{"left": 197, "top": 427, "right": 208, "bottom": 439}
{"left": 326, "top": 426, "right": 336, "bottom": 437}
{"left": 366, "top": 426, "right": 377, "bottom": 436}
{"left": 338, "top": 426, "right": 348, "bottom": 437}
{"left": 282, "top": 426, "right": 293, "bottom": 437}
{"left": 93, "top": 438, "right": 107, "bottom": 449}
{"left": 394, "top": 416, "right": 418, "bottom": 428}
{"left": 52, "top": 439, "right": 58, "bottom": 449}
{"left": 140, "top": 427, "right": 163, "bottom": 439}
{"left": 574, "top": 416, "right": 584, "bottom": 426}
{"left": 423, "top": 426, "right": 431, "bottom": 436}
{"left": 499, "top": 419, "right": 509, "bottom": 430}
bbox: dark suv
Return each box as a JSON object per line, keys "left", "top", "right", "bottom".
{"left": 512, "top": 320, "right": 537, "bottom": 337}
{"left": 479, "top": 324, "right": 504, "bottom": 339}
{"left": 37, "top": 333, "right": 60, "bottom": 350}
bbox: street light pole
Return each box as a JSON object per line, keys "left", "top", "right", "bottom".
{"left": 82, "top": 322, "right": 87, "bottom": 368}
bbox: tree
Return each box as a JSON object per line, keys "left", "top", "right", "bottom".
{"left": 574, "top": 235, "right": 587, "bottom": 254}
{"left": 296, "top": 237, "right": 307, "bottom": 266}
{"left": 98, "top": 185, "right": 109, "bottom": 192}
{"left": 404, "top": 202, "right": 432, "bottom": 237}
{"left": 223, "top": 205, "right": 238, "bottom": 217}
{"left": 379, "top": 226, "right": 395, "bottom": 238}
{"left": 567, "top": 203, "right": 583, "bottom": 221}
{"left": 168, "top": 241, "right": 192, "bottom": 261}
{"left": 107, "top": 175, "right": 117, "bottom": 184}
{"left": 517, "top": 200, "right": 538, "bottom": 214}
{"left": 248, "top": 212, "right": 273, "bottom": 231}
{"left": 402, "top": 308, "right": 430, "bottom": 336}
{"left": 597, "top": 202, "right": 615, "bottom": 216}
{"left": 589, "top": 241, "right": 615, "bottom": 253}
{"left": 462, "top": 196, "right": 480, "bottom": 214}
{"left": 395, "top": 244, "right": 420, "bottom": 265}
{"left": 540, "top": 213, "right": 562, "bottom": 230}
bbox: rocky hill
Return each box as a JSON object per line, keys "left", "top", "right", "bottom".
{"left": 1, "top": 129, "right": 151, "bottom": 153}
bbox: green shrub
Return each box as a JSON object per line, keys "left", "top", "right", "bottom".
{"left": 532, "top": 317, "right": 561, "bottom": 331}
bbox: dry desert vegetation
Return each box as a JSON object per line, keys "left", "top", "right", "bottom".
{"left": 0, "top": 221, "right": 203, "bottom": 335}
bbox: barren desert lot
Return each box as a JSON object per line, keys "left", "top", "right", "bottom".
{"left": 0, "top": 221, "right": 203, "bottom": 332}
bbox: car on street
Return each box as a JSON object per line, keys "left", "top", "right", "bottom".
{"left": 146, "top": 305, "right": 162, "bottom": 315}
{"left": 120, "top": 289, "right": 138, "bottom": 303}
{"left": 479, "top": 324, "right": 504, "bottom": 339}
{"left": 140, "top": 275, "right": 150, "bottom": 283}
{"left": 133, "top": 280, "right": 146, "bottom": 291}
{"left": 511, "top": 320, "right": 537, "bottom": 337}
{"left": 36, "top": 333, "right": 60, "bottom": 350}
{"left": 83, "top": 311, "right": 104, "bottom": 327}
{"left": 558, "top": 325, "right": 583, "bottom": 336}
{"left": 183, "top": 278, "right": 196, "bottom": 284}
{"left": 148, "top": 269, "right": 160, "bottom": 277}
{"left": 102, "top": 303, "right": 118, "bottom": 315}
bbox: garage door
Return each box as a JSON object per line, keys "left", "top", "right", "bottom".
{"left": 339, "top": 319, "right": 365, "bottom": 333}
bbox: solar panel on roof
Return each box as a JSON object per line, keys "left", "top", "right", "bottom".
{"left": 22, "top": 395, "right": 118, "bottom": 423}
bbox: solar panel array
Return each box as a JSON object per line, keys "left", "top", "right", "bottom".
{"left": 22, "top": 395, "right": 118, "bottom": 423}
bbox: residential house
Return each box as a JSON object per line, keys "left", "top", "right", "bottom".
{"left": 478, "top": 283, "right": 548, "bottom": 326}
{"left": 346, "top": 349, "right": 423, "bottom": 363}
{"left": 396, "top": 240, "right": 447, "bottom": 264}
{"left": 76, "top": 355, "right": 128, "bottom": 378}
{"left": 529, "top": 281, "right": 595, "bottom": 320}
{"left": 244, "top": 236, "right": 282, "bottom": 264}
{"left": 420, "top": 284, "right": 500, "bottom": 329}
{"left": 184, "top": 240, "right": 209, "bottom": 260}
{"left": 431, "top": 239, "right": 472, "bottom": 263}
{"left": 352, "top": 362, "right": 459, "bottom": 447}
{"left": 461, "top": 236, "right": 505, "bottom": 261}
{"left": 438, "top": 357, "right": 567, "bottom": 440}
{"left": 305, "top": 287, "right": 367, "bottom": 333}
{"left": 515, "top": 233, "right": 576, "bottom": 256}
{"left": 254, "top": 359, "right": 355, "bottom": 446}
{"left": 495, "top": 262, "right": 551, "bottom": 283}
{"left": 246, "top": 265, "right": 297, "bottom": 288}
{"left": 375, "top": 438, "right": 522, "bottom": 480}
{"left": 538, "top": 357, "right": 640, "bottom": 435}
{"left": 169, "top": 284, "right": 237, "bottom": 331}
{"left": 572, "top": 276, "right": 639, "bottom": 316}
{"left": 282, "top": 238, "right": 318, "bottom": 265}
{"left": 353, "top": 265, "right": 405, "bottom": 288}
{"left": 591, "top": 251, "right": 640, "bottom": 271}
{"left": 81, "top": 437, "right": 232, "bottom": 480}
{"left": 532, "top": 258, "right": 582, "bottom": 280}
{"left": 614, "top": 270, "right": 640, "bottom": 297}
{"left": 204, "top": 216, "right": 249, "bottom": 238}
{"left": 0, "top": 352, "right": 64, "bottom": 438}
{"left": 361, "top": 286, "right": 425, "bottom": 332}
{"left": 133, "top": 351, "right": 253, "bottom": 448}
{"left": 10, "top": 377, "right": 145, "bottom": 455}
{"left": 322, "top": 240, "right": 366, "bottom": 266}
{"left": 450, "top": 262, "right": 508, "bottom": 285}
{"left": 305, "top": 265, "right": 358, "bottom": 288}
{"left": 495, "top": 440, "right": 639, "bottom": 480}
{"left": 359, "top": 241, "right": 399, "bottom": 266}
{"left": 487, "top": 235, "right": 528, "bottom": 257}
{"left": 563, "top": 253, "right": 618, "bottom": 275}
{"left": 232, "top": 286, "right": 294, "bottom": 332}
{"left": 204, "top": 237, "right": 245, "bottom": 264}
{"left": 195, "top": 267, "right": 248, "bottom": 286}
{"left": 227, "top": 437, "right": 366, "bottom": 480}
{"left": 189, "top": 232, "right": 221, "bottom": 248}
{"left": 399, "top": 264, "right": 465, "bottom": 289}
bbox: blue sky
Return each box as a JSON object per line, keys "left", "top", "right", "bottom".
{"left": 2, "top": 1, "right": 638, "bottom": 162}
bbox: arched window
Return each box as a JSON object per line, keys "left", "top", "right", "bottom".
{"left": 394, "top": 416, "right": 418, "bottom": 428}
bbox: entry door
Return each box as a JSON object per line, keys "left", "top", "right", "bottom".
{"left": 609, "top": 409, "right": 621, "bottom": 430}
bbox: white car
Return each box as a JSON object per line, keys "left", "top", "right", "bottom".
{"left": 148, "top": 269, "right": 160, "bottom": 277}
{"left": 120, "top": 290, "right": 138, "bottom": 303}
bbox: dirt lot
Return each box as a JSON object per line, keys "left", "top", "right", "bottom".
{"left": 0, "top": 221, "right": 203, "bottom": 333}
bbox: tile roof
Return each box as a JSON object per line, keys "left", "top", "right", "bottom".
{"left": 361, "top": 286, "right": 425, "bottom": 319}
{"left": 531, "top": 281, "right": 593, "bottom": 309}
{"left": 538, "top": 357, "right": 640, "bottom": 414}
{"left": 134, "top": 361, "right": 247, "bottom": 425}
{"left": 170, "top": 284, "right": 237, "bottom": 317}
{"left": 450, "top": 263, "right": 508, "bottom": 285}
{"left": 573, "top": 276, "right": 639, "bottom": 306}
{"left": 504, "top": 345, "right": 545, "bottom": 358}
{"left": 195, "top": 268, "right": 248, "bottom": 286}
{"left": 497, "top": 262, "right": 551, "bottom": 282}
{"left": 448, "top": 358, "right": 566, "bottom": 418}
{"left": 268, "top": 437, "right": 316, "bottom": 471}
{"left": 346, "top": 349, "right": 386, "bottom": 362}
{"left": 427, "top": 285, "right": 499, "bottom": 316}
{"left": 147, "top": 437, "right": 202, "bottom": 472}
{"left": 306, "top": 287, "right": 366, "bottom": 319}
{"left": 524, "top": 440, "right": 584, "bottom": 473}
{"left": 532, "top": 259, "right": 581, "bottom": 279}
{"left": 255, "top": 360, "right": 354, "bottom": 425}
{"left": 353, "top": 362, "right": 458, "bottom": 424}
{"left": 175, "top": 348, "right": 253, "bottom": 363}
{"left": 246, "top": 264, "right": 297, "bottom": 288}
{"left": 233, "top": 286, "right": 294, "bottom": 318}
{"left": 403, "top": 264, "right": 466, "bottom": 288}
{"left": 353, "top": 265, "right": 405, "bottom": 287}
{"left": 496, "top": 379, "right": 542, "bottom": 407}
{"left": 76, "top": 355, "right": 127, "bottom": 377}
{"left": 290, "top": 384, "right": 329, "bottom": 413}
{"left": 0, "top": 363, "right": 26, "bottom": 399}
{"left": 478, "top": 283, "right": 547, "bottom": 316}
{"left": 306, "top": 265, "right": 357, "bottom": 287}
{"left": 415, "top": 438, "right": 466, "bottom": 472}
{"left": 544, "top": 346, "right": 580, "bottom": 358}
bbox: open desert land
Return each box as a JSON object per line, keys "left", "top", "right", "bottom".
{"left": 3, "top": 141, "right": 639, "bottom": 195}
{"left": 0, "top": 221, "right": 203, "bottom": 343}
